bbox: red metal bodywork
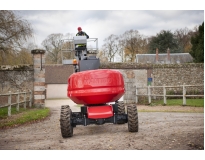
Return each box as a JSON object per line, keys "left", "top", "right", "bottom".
{"left": 87, "top": 105, "right": 113, "bottom": 119}
{"left": 67, "top": 69, "right": 125, "bottom": 105}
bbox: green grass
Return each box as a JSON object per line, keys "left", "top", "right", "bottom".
{"left": 151, "top": 98, "right": 204, "bottom": 107}
{"left": 0, "top": 106, "right": 27, "bottom": 119}
{"left": 0, "top": 106, "right": 50, "bottom": 128}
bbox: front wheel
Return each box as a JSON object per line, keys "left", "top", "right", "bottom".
{"left": 60, "top": 105, "right": 73, "bottom": 138}
{"left": 127, "top": 104, "right": 138, "bottom": 132}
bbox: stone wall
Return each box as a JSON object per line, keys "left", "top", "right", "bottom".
{"left": 101, "top": 63, "right": 204, "bottom": 103}
{"left": 0, "top": 65, "right": 33, "bottom": 94}
{"left": 0, "top": 62, "right": 203, "bottom": 105}
{"left": 0, "top": 65, "right": 34, "bottom": 107}
{"left": 117, "top": 69, "right": 147, "bottom": 104}
{"left": 152, "top": 63, "right": 204, "bottom": 96}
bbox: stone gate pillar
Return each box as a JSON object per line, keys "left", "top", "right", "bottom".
{"left": 31, "top": 49, "right": 46, "bottom": 107}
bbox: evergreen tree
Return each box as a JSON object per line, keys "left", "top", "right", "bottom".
{"left": 190, "top": 22, "right": 204, "bottom": 63}
{"left": 148, "top": 30, "right": 180, "bottom": 53}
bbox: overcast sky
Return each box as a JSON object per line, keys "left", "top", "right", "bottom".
{"left": 2, "top": 1, "right": 204, "bottom": 50}
{"left": 16, "top": 10, "right": 203, "bottom": 49}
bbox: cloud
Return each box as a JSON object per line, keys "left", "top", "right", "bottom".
{"left": 17, "top": 10, "right": 204, "bottom": 49}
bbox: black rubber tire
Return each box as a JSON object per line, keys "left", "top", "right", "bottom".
{"left": 117, "top": 101, "right": 125, "bottom": 124}
{"left": 118, "top": 101, "right": 125, "bottom": 114}
{"left": 60, "top": 105, "right": 73, "bottom": 138}
{"left": 127, "top": 104, "right": 138, "bottom": 132}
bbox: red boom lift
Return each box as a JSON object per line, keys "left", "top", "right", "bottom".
{"left": 60, "top": 36, "right": 138, "bottom": 137}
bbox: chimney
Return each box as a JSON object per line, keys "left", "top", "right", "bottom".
{"left": 156, "top": 48, "right": 159, "bottom": 62}
{"left": 167, "top": 48, "right": 170, "bottom": 61}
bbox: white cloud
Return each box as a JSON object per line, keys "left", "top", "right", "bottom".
{"left": 15, "top": 10, "right": 204, "bottom": 49}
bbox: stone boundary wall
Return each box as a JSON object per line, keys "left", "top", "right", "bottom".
{"left": 0, "top": 65, "right": 34, "bottom": 94}
{"left": 100, "top": 62, "right": 203, "bottom": 71}
{"left": 0, "top": 63, "right": 203, "bottom": 105}
{"left": 0, "top": 65, "right": 34, "bottom": 106}
{"left": 152, "top": 63, "right": 204, "bottom": 96}
{"left": 101, "top": 63, "right": 204, "bottom": 103}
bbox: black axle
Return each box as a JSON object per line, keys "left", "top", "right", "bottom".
{"left": 71, "top": 112, "right": 128, "bottom": 127}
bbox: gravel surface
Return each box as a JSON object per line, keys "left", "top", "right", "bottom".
{"left": 0, "top": 99, "right": 204, "bottom": 150}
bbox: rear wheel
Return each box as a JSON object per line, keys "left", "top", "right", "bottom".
{"left": 117, "top": 101, "right": 125, "bottom": 124}
{"left": 118, "top": 101, "right": 125, "bottom": 114}
{"left": 127, "top": 104, "right": 138, "bottom": 132}
{"left": 60, "top": 105, "right": 73, "bottom": 138}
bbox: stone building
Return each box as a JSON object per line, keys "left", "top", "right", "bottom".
{"left": 136, "top": 48, "right": 193, "bottom": 64}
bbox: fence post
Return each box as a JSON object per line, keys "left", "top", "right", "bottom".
{"left": 163, "top": 85, "right": 167, "bottom": 105}
{"left": 148, "top": 85, "right": 151, "bottom": 104}
{"left": 29, "top": 90, "right": 32, "bottom": 107}
{"left": 16, "top": 90, "right": 19, "bottom": 112}
{"left": 136, "top": 87, "right": 138, "bottom": 103}
{"left": 183, "top": 84, "right": 186, "bottom": 106}
{"left": 8, "top": 91, "right": 11, "bottom": 116}
{"left": 24, "top": 90, "right": 26, "bottom": 109}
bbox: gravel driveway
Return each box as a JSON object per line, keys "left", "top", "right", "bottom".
{"left": 0, "top": 99, "right": 204, "bottom": 150}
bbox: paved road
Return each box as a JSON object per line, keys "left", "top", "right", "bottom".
{"left": 0, "top": 99, "right": 204, "bottom": 150}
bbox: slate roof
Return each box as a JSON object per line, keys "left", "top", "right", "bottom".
{"left": 136, "top": 53, "right": 193, "bottom": 64}
{"left": 45, "top": 65, "right": 74, "bottom": 84}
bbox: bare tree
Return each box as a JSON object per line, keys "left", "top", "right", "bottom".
{"left": 174, "top": 27, "right": 193, "bottom": 53}
{"left": 139, "top": 36, "right": 149, "bottom": 54}
{"left": 61, "top": 33, "right": 75, "bottom": 60}
{"left": 42, "top": 33, "right": 75, "bottom": 64}
{"left": 42, "top": 33, "right": 63, "bottom": 64}
{"left": 17, "top": 48, "right": 33, "bottom": 64}
{"left": 123, "top": 29, "right": 149, "bottom": 62}
{"left": 26, "top": 42, "right": 38, "bottom": 51}
{"left": 97, "top": 50, "right": 108, "bottom": 63}
{"left": 117, "top": 36, "right": 126, "bottom": 62}
{"left": 61, "top": 41, "right": 75, "bottom": 60}
{"left": 0, "top": 10, "right": 33, "bottom": 65}
{"left": 101, "top": 34, "right": 119, "bottom": 62}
